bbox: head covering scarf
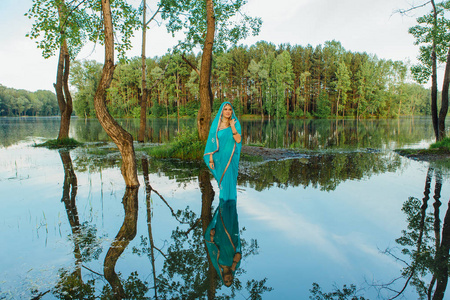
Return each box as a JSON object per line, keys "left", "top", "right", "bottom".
{"left": 203, "top": 101, "right": 242, "bottom": 201}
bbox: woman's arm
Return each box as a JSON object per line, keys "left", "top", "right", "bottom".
{"left": 209, "top": 154, "right": 214, "bottom": 169}
{"left": 230, "top": 119, "right": 241, "bottom": 144}
{"left": 231, "top": 252, "right": 241, "bottom": 271}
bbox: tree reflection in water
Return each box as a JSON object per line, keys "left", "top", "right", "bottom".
{"left": 141, "top": 160, "right": 273, "bottom": 299}
{"left": 53, "top": 167, "right": 149, "bottom": 300}
{"left": 239, "top": 151, "right": 401, "bottom": 191}
{"left": 43, "top": 148, "right": 407, "bottom": 299}
{"left": 379, "top": 166, "right": 450, "bottom": 300}
{"left": 102, "top": 187, "right": 151, "bottom": 299}
{"left": 49, "top": 150, "right": 102, "bottom": 299}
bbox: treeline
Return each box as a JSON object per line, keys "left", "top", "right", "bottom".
{"left": 71, "top": 40, "right": 430, "bottom": 119}
{"left": 0, "top": 84, "right": 59, "bottom": 116}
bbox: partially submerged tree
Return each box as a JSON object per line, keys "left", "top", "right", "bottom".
{"left": 26, "top": 0, "right": 90, "bottom": 140}
{"left": 94, "top": 0, "right": 140, "bottom": 187}
{"left": 408, "top": 0, "right": 450, "bottom": 141}
{"left": 160, "top": 0, "right": 262, "bottom": 141}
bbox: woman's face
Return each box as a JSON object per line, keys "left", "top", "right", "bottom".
{"left": 222, "top": 104, "right": 233, "bottom": 119}
{"left": 223, "top": 274, "right": 233, "bottom": 286}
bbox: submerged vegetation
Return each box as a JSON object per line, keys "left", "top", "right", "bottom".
{"left": 144, "top": 127, "right": 205, "bottom": 160}
{"left": 34, "top": 137, "right": 83, "bottom": 149}
{"left": 395, "top": 137, "right": 450, "bottom": 163}
{"left": 430, "top": 137, "right": 450, "bottom": 151}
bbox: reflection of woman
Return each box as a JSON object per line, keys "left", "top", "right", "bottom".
{"left": 203, "top": 102, "right": 242, "bottom": 286}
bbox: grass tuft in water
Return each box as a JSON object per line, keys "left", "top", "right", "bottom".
{"left": 34, "top": 138, "right": 83, "bottom": 149}
{"left": 430, "top": 137, "right": 450, "bottom": 151}
{"left": 144, "top": 128, "right": 205, "bottom": 160}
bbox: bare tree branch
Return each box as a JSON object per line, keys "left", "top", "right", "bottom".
{"left": 153, "top": 245, "right": 168, "bottom": 259}
{"left": 149, "top": 183, "right": 190, "bottom": 225}
{"left": 184, "top": 217, "right": 201, "bottom": 236}
{"left": 82, "top": 264, "right": 104, "bottom": 277}
{"left": 394, "top": 1, "right": 430, "bottom": 16}
{"left": 181, "top": 54, "right": 200, "bottom": 76}
{"left": 145, "top": 4, "right": 162, "bottom": 27}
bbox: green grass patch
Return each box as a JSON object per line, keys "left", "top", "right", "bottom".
{"left": 144, "top": 128, "right": 205, "bottom": 160}
{"left": 246, "top": 142, "right": 266, "bottom": 147}
{"left": 240, "top": 114, "right": 264, "bottom": 120}
{"left": 430, "top": 137, "right": 450, "bottom": 151}
{"left": 34, "top": 138, "right": 83, "bottom": 149}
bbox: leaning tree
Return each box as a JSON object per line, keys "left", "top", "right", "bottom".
{"left": 26, "top": 0, "right": 91, "bottom": 140}
{"left": 408, "top": 0, "right": 450, "bottom": 141}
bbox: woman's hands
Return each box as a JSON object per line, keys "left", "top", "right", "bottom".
{"left": 230, "top": 118, "right": 241, "bottom": 143}
{"left": 231, "top": 252, "right": 241, "bottom": 271}
{"left": 230, "top": 118, "right": 237, "bottom": 130}
{"left": 209, "top": 154, "right": 214, "bottom": 169}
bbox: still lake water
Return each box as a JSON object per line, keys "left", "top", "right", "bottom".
{"left": 0, "top": 116, "right": 449, "bottom": 299}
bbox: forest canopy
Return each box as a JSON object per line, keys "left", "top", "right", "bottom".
{"left": 71, "top": 40, "right": 431, "bottom": 120}
{"left": 0, "top": 40, "right": 431, "bottom": 119}
{"left": 0, "top": 84, "right": 58, "bottom": 116}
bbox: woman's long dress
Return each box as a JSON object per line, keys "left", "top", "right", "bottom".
{"left": 203, "top": 102, "right": 242, "bottom": 283}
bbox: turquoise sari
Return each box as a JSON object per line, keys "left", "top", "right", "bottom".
{"left": 205, "top": 198, "right": 241, "bottom": 283}
{"left": 203, "top": 102, "right": 242, "bottom": 283}
{"left": 203, "top": 101, "right": 242, "bottom": 201}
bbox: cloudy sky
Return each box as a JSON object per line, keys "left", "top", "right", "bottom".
{"left": 0, "top": 0, "right": 431, "bottom": 92}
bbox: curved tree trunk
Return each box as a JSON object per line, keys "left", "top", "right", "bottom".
{"left": 55, "top": 2, "right": 73, "bottom": 140}
{"left": 197, "top": 0, "right": 215, "bottom": 141}
{"left": 438, "top": 45, "right": 450, "bottom": 141}
{"left": 433, "top": 198, "right": 450, "bottom": 300}
{"left": 104, "top": 187, "right": 139, "bottom": 299}
{"left": 94, "top": 0, "right": 139, "bottom": 187}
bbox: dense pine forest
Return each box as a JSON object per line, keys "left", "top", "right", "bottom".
{"left": 1, "top": 41, "right": 430, "bottom": 119}
{"left": 71, "top": 40, "right": 431, "bottom": 119}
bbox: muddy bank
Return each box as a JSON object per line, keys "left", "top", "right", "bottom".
{"left": 241, "top": 145, "right": 308, "bottom": 161}
{"left": 395, "top": 149, "right": 450, "bottom": 162}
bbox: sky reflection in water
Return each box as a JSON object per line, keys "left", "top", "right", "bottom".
{"left": 0, "top": 117, "right": 449, "bottom": 299}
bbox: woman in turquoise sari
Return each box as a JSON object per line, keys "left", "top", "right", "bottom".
{"left": 203, "top": 102, "right": 242, "bottom": 286}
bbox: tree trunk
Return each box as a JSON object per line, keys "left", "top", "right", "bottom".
{"left": 138, "top": 0, "right": 148, "bottom": 143}
{"left": 94, "top": 0, "right": 139, "bottom": 187}
{"left": 104, "top": 187, "right": 139, "bottom": 299}
{"left": 336, "top": 90, "right": 341, "bottom": 119}
{"left": 142, "top": 157, "right": 158, "bottom": 299}
{"left": 438, "top": 45, "right": 450, "bottom": 141}
{"left": 55, "top": 2, "right": 72, "bottom": 140}
{"left": 431, "top": 0, "right": 439, "bottom": 140}
{"left": 199, "top": 168, "right": 217, "bottom": 300}
{"left": 433, "top": 198, "right": 450, "bottom": 300}
{"left": 197, "top": 0, "right": 215, "bottom": 141}
{"left": 59, "top": 150, "right": 81, "bottom": 280}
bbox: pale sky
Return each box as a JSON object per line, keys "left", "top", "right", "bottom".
{"left": 0, "top": 0, "right": 432, "bottom": 92}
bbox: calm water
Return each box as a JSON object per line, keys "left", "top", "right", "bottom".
{"left": 1, "top": 116, "right": 449, "bottom": 299}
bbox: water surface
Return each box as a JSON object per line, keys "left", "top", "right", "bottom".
{"left": 0, "top": 116, "right": 449, "bottom": 299}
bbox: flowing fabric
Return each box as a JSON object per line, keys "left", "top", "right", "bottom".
{"left": 203, "top": 101, "right": 242, "bottom": 283}
{"left": 203, "top": 101, "right": 242, "bottom": 201}
{"left": 205, "top": 199, "right": 241, "bottom": 282}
